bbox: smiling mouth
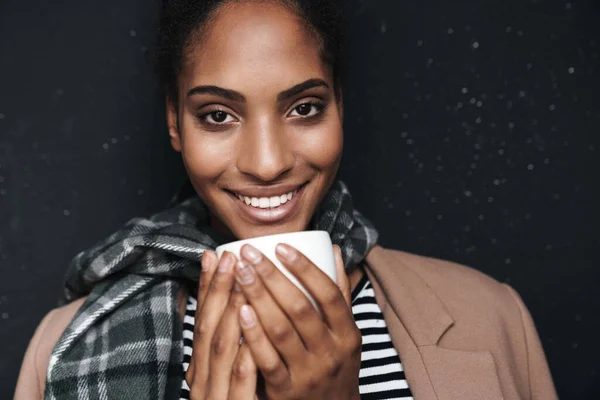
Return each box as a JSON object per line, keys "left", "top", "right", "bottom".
{"left": 226, "top": 183, "right": 308, "bottom": 224}
{"left": 233, "top": 188, "right": 299, "bottom": 208}
{"left": 226, "top": 182, "right": 307, "bottom": 208}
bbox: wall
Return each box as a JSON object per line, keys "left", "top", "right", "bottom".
{"left": 0, "top": 0, "right": 598, "bottom": 398}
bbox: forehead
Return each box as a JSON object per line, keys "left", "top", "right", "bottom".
{"left": 180, "top": 1, "right": 330, "bottom": 94}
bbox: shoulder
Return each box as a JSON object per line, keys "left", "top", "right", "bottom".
{"left": 367, "top": 245, "right": 521, "bottom": 325}
{"left": 366, "top": 246, "right": 558, "bottom": 398}
{"left": 37, "top": 297, "right": 87, "bottom": 354}
{"left": 14, "top": 297, "right": 87, "bottom": 399}
{"left": 368, "top": 245, "right": 509, "bottom": 294}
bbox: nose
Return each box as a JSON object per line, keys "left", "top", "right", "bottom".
{"left": 236, "top": 118, "right": 295, "bottom": 182}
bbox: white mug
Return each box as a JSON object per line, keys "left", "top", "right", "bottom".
{"left": 215, "top": 230, "right": 336, "bottom": 310}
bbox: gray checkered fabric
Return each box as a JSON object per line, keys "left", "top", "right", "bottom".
{"left": 44, "top": 180, "right": 378, "bottom": 400}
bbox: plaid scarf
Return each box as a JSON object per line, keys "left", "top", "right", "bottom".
{"left": 44, "top": 180, "right": 378, "bottom": 400}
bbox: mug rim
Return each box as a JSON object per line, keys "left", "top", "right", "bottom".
{"left": 215, "top": 230, "right": 330, "bottom": 251}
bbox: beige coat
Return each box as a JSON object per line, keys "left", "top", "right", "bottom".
{"left": 15, "top": 246, "right": 558, "bottom": 399}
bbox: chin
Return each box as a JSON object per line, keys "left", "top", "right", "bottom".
{"left": 221, "top": 209, "right": 311, "bottom": 239}
{"left": 234, "top": 220, "right": 310, "bottom": 240}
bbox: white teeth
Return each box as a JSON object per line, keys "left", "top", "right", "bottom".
{"left": 269, "top": 196, "right": 281, "bottom": 207}
{"left": 236, "top": 189, "right": 299, "bottom": 209}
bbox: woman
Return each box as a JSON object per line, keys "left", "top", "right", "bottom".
{"left": 15, "top": 0, "right": 558, "bottom": 399}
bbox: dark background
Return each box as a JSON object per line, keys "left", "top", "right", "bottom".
{"left": 1, "top": 0, "right": 598, "bottom": 398}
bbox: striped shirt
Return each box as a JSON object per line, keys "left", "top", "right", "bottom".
{"left": 181, "top": 274, "right": 413, "bottom": 399}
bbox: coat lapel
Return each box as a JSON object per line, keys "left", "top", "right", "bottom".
{"left": 364, "top": 246, "right": 503, "bottom": 400}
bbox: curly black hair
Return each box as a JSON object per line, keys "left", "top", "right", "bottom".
{"left": 155, "top": 0, "right": 344, "bottom": 107}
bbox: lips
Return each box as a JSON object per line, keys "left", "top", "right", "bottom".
{"left": 234, "top": 188, "right": 299, "bottom": 208}
{"left": 228, "top": 183, "right": 307, "bottom": 223}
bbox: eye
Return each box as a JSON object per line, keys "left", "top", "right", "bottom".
{"left": 289, "top": 102, "right": 323, "bottom": 118}
{"left": 202, "top": 110, "right": 236, "bottom": 125}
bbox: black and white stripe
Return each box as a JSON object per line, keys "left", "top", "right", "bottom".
{"left": 181, "top": 295, "right": 197, "bottom": 399}
{"left": 352, "top": 275, "right": 413, "bottom": 399}
{"left": 181, "top": 275, "right": 413, "bottom": 399}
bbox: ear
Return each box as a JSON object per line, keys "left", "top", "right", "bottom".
{"left": 166, "top": 96, "right": 182, "bottom": 152}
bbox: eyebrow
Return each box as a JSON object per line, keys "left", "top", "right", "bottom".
{"left": 186, "top": 78, "right": 329, "bottom": 103}
{"left": 187, "top": 85, "right": 245, "bottom": 102}
{"left": 277, "top": 78, "right": 329, "bottom": 102}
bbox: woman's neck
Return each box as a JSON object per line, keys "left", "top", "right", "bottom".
{"left": 348, "top": 264, "right": 365, "bottom": 292}
{"left": 208, "top": 213, "right": 237, "bottom": 243}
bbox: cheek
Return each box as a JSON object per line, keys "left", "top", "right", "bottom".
{"left": 179, "top": 124, "right": 233, "bottom": 185}
{"left": 296, "top": 118, "right": 343, "bottom": 169}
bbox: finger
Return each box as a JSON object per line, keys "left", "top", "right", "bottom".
{"left": 187, "top": 251, "right": 237, "bottom": 393}
{"left": 199, "top": 250, "right": 219, "bottom": 306}
{"left": 187, "top": 250, "right": 218, "bottom": 383}
{"left": 234, "top": 255, "right": 306, "bottom": 361}
{"left": 275, "top": 243, "right": 355, "bottom": 334}
{"left": 239, "top": 305, "right": 291, "bottom": 391}
{"left": 206, "top": 289, "right": 246, "bottom": 399}
{"left": 228, "top": 342, "right": 258, "bottom": 400}
{"left": 240, "top": 244, "right": 329, "bottom": 353}
{"left": 334, "top": 245, "right": 352, "bottom": 306}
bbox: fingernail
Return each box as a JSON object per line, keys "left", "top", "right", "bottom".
{"left": 218, "top": 253, "right": 234, "bottom": 273}
{"left": 241, "top": 244, "right": 262, "bottom": 264}
{"left": 201, "top": 251, "right": 212, "bottom": 271}
{"left": 233, "top": 282, "right": 242, "bottom": 292}
{"left": 240, "top": 305, "right": 255, "bottom": 328}
{"left": 235, "top": 260, "right": 254, "bottom": 285}
{"left": 335, "top": 245, "right": 342, "bottom": 257}
{"left": 275, "top": 243, "right": 294, "bottom": 261}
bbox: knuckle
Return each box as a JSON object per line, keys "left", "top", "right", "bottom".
{"left": 255, "top": 259, "right": 277, "bottom": 278}
{"left": 211, "top": 336, "right": 228, "bottom": 356}
{"left": 270, "top": 324, "right": 292, "bottom": 345}
{"left": 305, "top": 376, "right": 319, "bottom": 391}
{"left": 244, "top": 280, "right": 266, "bottom": 300}
{"left": 298, "top": 255, "right": 318, "bottom": 273}
{"left": 233, "top": 358, "right": 255, "bottom": 380}
{"left": 351, "top": 329, "right": 363, "bottom": 349}
{"left": 345, "top": 331, "right": 362, "bottom": 355}
{"left": 208, "top": 279, "right": 221, "bottom": 293}
{"left": 199, "top": 278, "right": 210, "bottom": 293}
{"left": 322, "top": 289, "right": 341, "bottom": 307}
{"left": 195, "top": 320, "right": 210, "bottom": 337}
{"left": 324, "top": 354, "right": 342, "bottom": 376}
{"left": 291, "top": 300, "right": 314, "bottom": 320}
{"left": 262, "top": 359, "right": 283, "bottom": 378}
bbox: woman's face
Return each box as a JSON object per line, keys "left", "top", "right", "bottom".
{"left": 167, "top": 1, "right": 343, "bottom": 240}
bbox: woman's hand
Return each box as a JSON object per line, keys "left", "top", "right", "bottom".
{"left": 185, "top": 250, "right": 258, "bottom": 400}
{"left": 234, "top": 243, "right": 362, "bottom": 400}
